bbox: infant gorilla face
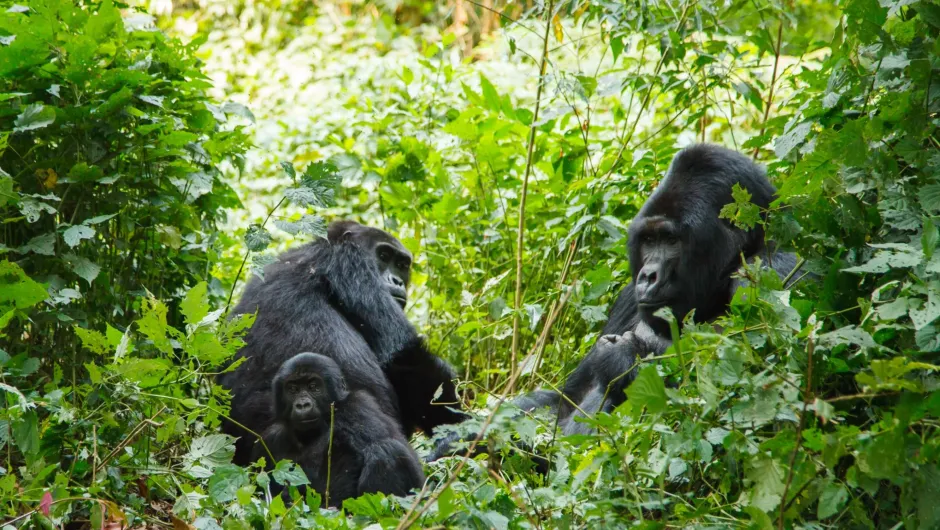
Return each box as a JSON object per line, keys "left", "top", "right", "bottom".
{"left": 273, "top": 352, "right": 349, "bottom": 435}
{"left": 281, "top": 373, "right": 326, "bottom": 431}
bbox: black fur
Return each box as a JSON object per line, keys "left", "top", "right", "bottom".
{"left": 533, "top": 144, "right": 802, "bottom": 433}
{"left": 255, "top": 353, "right": 424, "bottom": 505}
{"left": 219, "top": 220, "right": 467, "bottom": 468}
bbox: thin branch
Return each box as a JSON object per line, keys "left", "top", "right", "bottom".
{"left": 510, "top": 0, "right": 556, "bottom": 392}
{"left": 325, "top": 402, "right": 335, "bottom": 507}
{"left": 752, "top": 20, "right": 784, "bottom": 159}
{"left": 778, "top": 332, "right": 815, "bottom": 529}
{"left": 225, "top": 196, "right": 288, "bottom": 310}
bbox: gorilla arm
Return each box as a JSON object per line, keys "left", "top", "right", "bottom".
{"left": 323, "top": 239, "right": 468, "bottom": 436}
{"left": 333, "top": 390, "right": 426, "bottom": 497}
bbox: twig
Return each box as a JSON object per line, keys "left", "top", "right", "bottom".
{"left": 225, "top": 196, "right": 288, "bottom": 309}
{"left": 752, "top": 21, "right": 784, "bottom": 159}
{"left": 520, "top": 239, "right": 578, "bottom": 385}
{"left": 781, "top": 257, "right": 806, "bottom": 287}
{"left": 94, "top": 406, "right": 166, "bottom": 475}
{"left": 778, "top": 333, "right": 814, "bottom": 529}
{"left": 325, "top": 402, "right": 335, "bottom": 507}
{"left": 510, "top": 0, "right": 556, "bottom": 392}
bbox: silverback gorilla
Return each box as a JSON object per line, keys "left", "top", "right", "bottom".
{"left": 219, "top": 220, "right": 467, "bottom": 493}
{"left": 255, "top": 353, "right": 423, "bottom": 505}
{"left": 555, "top": 144, "right": 800, "bottom": 434}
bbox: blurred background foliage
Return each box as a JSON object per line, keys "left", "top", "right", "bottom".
{"left": 1, "top": 0, "right": 939, "bottom": 528}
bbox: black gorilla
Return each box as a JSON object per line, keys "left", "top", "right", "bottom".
{"left": 432, "top": 145, "right": 800, "bottom": 455}
{"left": 550, "top": 144, "right": 800, "bottom": 433}
{"left": 255, "top": 353, "right": 424, "bottom": 505}
{"left": 219, "top": 220, "right": 466, "bottom": 471}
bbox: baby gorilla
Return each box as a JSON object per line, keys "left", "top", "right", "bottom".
{"left": 254, "top": 352, "right": 425, "bottom": 506}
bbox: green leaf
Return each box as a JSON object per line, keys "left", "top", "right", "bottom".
{"left": 773, "top": 121, "right": 812, "bottom": 159}
{"left": 479, "top": 74, "right": 501, "bottom": 112}
{"left": 85, "top": 0, "right": 121, "bottom": 41}
{"left": 817, "top": 480, "right": 849, "bottom": 519}
{"left": 843, "top": 243, "right": 923, "bottom": 273}
{"left": 279, "top": 161, "right": 296, "bottom": 179}
{"left": 524, "top": 303, "right": 544, "bottom": 331}
{"left": 719, "top": 183, "right": 762, "bottom": 229}
{"left": 273, "top": 215, "right": 326, "bottom": 238}
{"left": 857, "top": 430, "right": 904, "bottom": 479}
{"left": 207, "top": 464, "right": 249, "bottom": 503}
{"left": 19, "top": 233, "right": 55, "bottom": 256}
{"left": 909, "top": 283, "right": 940, "bottom": 330}
{"left": 343, "top": 492, "right": 389, "bottom": 517}
{"left": 284, "top": 162, "right": 340, "bottom": 208}
{"left": 221, "top": 101, "right": 255, "bottom": 123}
{"left": 272, "top": 460, "right": 310, "bottom": 486}
{"left": 747, "top": 456, "right": 785, "bottom": 512}
{"left": 63, "top": 253, "right": 100, "bottom": 285}
{"left": 185, "top": 434, "right": 236, "bottom": 473}
{"left": 250, "top": 253, "right": 276, "bottom": 280}
{"left": 13, "top": 103, "right": 55, "bottom": 133}
{"left": 818, "top": 326, "right": 877, "bottom": 350}
{"left": 0, "top": 174, "right": 13, "bottom": 208}
{"left": 626, "top": 366, "right": 667, "bottom": 414}
{"left": 63, "top": 225, "right": 95, "bottom": 248}
{"left": 12, "top": 411, "right": 39, "bottom": 457}
{"left": 437, "top": 485, "right": 455, "bottom": 518}
{"left": 584, "top": 265, "right": 612, "bottom": 301}
{"left": 181, "top": 282, "right": 209, "bottom": 327}
{"left": 74, "top": 327, "right": 109, "bottom": 354}
{"left": 0, "top": 260, "right": 47, "bottom": 312}
{"left": 244, "top": 224, "right": 272, "bottom": 252}
{"left": 923, "top": 218, "right": 938, "bottom": 260}
{"left": 84, "top": 362, "right": 102, "bottom": 384}
{"left": 920, "top": 183, "right": 940, "bottom": 213}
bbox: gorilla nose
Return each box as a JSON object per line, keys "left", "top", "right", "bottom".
{"left": 294, "top": 398, "right": 313, "bottom": 414}
{"left": 636, "top": 264, "right": 661, "bottom": 299}
{"left": 388, "top": 273, "right": 405, "bottom": 288}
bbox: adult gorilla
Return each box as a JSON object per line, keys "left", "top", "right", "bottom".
{"left": 220, "top": 220, "right": 467, "bottom": 471}
{"left": 427, "top": 143, "right": 801, "bottom": 455}
{"left": 551, "top": 144, "right": 800, "bottom": 433}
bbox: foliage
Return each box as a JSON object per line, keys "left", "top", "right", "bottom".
{"left": 0, "top": 0, "right": 251, "bottom": 350}
{"left": 0, "top": 0, "right": 938, "bottom": 528}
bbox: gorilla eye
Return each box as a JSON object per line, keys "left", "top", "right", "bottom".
{"left": 398, "top": 259, "right": 409, "bottom": 270}
{"left": 287, "top": 383, "right": 299, "bottom": 393}
{"left": 378, "top": 249, "right": 391, "bottom": 263}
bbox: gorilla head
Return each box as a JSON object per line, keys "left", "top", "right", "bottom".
{"left": 627, "top": 144, "right": 776, "bottom": 335}
{"left": 327, "top": 221, "right": 413, "bottom": 308}
{"left": 272, "top": 352, "right": 349, "bottom": 437}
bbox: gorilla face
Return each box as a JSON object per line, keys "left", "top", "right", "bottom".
{"left": 282, "top": 373, "right": 326, "bottom": 430}
{"left": 626, "top": 144, "right": 776, "bottom": 335}
{"left": 273, "top": 352, "right": 349, "bottom": 435}
{"left": 328, "top": 221, "right": 414, "bottom": 308}
{"left": 373, "top": 240, "right": 412, "bottom": 308}
{"left": 628, "top": 215, "right": 687, "bottom": 332}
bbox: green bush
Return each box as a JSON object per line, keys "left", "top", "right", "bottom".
{"left": 1, "top": 0, "right": 939, "bottom": 528}
{"left": 0, "top": 0, "right": 249, "bottom": 355}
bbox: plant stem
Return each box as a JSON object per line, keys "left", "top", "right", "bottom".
{"left": 225, "top": 196, "right": 287, "bottom": 310}
{"left": 510, "top": 0, "right": 555, "bottom": 391}
{"left": 753, "top": 20, "right": 784, "bottom": 159}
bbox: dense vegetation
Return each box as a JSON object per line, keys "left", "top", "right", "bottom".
{"left": 1, "top": 0, "right": 938, "bottom": 528}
